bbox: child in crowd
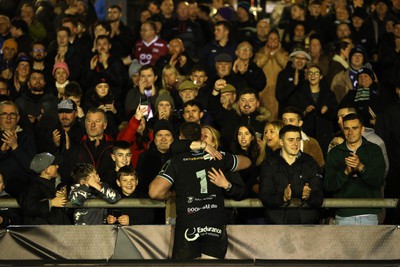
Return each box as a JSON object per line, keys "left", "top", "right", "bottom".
{"left": 107, "top": 166, "right": 154, "bottom": 225}
{"left": 19, "top": 152, "right": 71, "bottom": 225}
{"left": 69, "top": 163, "right": 121, "bottom": 225}
{"left": 0, "top": 172, "right": 21, "bottom": 227}
{"left": 102, "top": 140, "right": 132, "bottom": 190}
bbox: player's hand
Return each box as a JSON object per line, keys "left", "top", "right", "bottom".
{"left": 302, "top": 183, "right": 311, "bottom": 200}
{"left": 208, "top": 167, "right": 229, "bottom": 189}
{"left": 204, "top": 144, "right": 222, "bottom": 160}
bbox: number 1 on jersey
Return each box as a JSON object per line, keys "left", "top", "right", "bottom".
{"left": 196, "top": 169, "right": 208, "bottom": 194}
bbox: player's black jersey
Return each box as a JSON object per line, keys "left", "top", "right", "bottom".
{"left": 158, "top": 150, "right": 238, "bottom": 226}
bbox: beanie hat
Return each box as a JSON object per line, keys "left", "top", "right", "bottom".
{"left": 349, "top": 45, "right": 366, "bottom": 62}
{"left": 52, "top": 62, "right": 70, "bottom": 77}
{"left": 156, "top": 90, "right": 175, "bottom": 111}
{"left": 238, "top": 1, "right": 250, "bottom": 13}
{"left": 153, "top": 119, "right": 174, "bottom": 136}
{"left": 16, "top": 53, "right": 31, "bottom": 67}
{"left": 217, "top": 7, "right": 234, "bottom": 21}
{"left": 2, "top": 38, "right": 18, "bottom": 53}
{"left": 357, "top": 67, "right": 375, "bottom": 80}
{"left": 352, "top": 7, "right": 368, "bottom": 20}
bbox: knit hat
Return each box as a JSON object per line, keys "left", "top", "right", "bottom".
{"left": 16, "top": 53, "right": 31, "bottom": 67}
{"left": 156, "top": 90, "right": 175, "bottom": 111}
{"left": 357, "top": 67, "right": 375, "bottom": 80}
{"left": 58, "top": 99, "right": 77, "bottom": 113}
{"left": 52, "top": 62, "right": 70, "bottom": 77}
{"left": 221, "top": 84, "right": 236, "bottom": 94}
{"left": 30, "top": 152, "right": 61, "bottom": 173}
{"left": 352, "top": 7, "right": 368, "bottom": 20}
{"left": 349, "top": 45, "right": 366, "bottom": 61}
{"left": 2, "top": 38, "right": 18, "bottom": 52}
{"left": 217, "top": 7, "right": 234, "bottom": 21}
{"left": 94, "top": 72, "right": 109, "bottom": 85}
{"left": 215, "top": 53, "right": 233, "bottom": 62}
{"left": 289, "top": 47, "right": 311, "bottom": 61}
{"left": 238, "top": 1, "right": 250, "bottom": 13}
{"left": 129, "top": 59, "right": 142, "bottom": 77}
{"left": 153, "top": 119, "right": 174, "bottom": 136}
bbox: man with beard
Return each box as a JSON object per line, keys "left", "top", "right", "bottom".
{"left": 30, "top": 41, "right": 50, "bottom": 82}
{"left": 155, "top": 38, "right": 195, "bottom": 76}
{"left": 107, "top": 5, "right": 134, "bottom": 58}
{"left": 85, "top": 34, "right": 126, "bottom": 102}
{"left": 36, "top": 99, "right": 85, "bottom": 154}
{"left": 15, "top": 70, "right": 59, "bottom": 127}
{"left": 208, "top": 81, "right": 270, "bottom": 152}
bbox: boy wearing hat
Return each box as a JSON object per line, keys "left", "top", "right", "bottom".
{"left": 19, "top": 152, "right": 71, "bottom": 225}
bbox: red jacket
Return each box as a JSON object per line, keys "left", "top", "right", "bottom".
{"left": 117, "top": 116, "right": 153, "bottom": 167}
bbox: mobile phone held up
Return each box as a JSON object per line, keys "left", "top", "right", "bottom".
{"left": 139, "top": 96, "right": 149, "bottom": 117}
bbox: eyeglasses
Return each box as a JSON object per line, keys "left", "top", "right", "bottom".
{"left": 33, "top": 48, "right": 45, "bottom": 52}
{"left": 0, "top": 112, "right": 18, "bottom": 119}
{"left": 239, "top": 47, "right": 251, "bottom": 51}
{"left": 308, "top": 71, "right": 320, "bottom": 75}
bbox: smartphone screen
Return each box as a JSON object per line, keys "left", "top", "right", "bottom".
{"left": 139, "top": 97, "right": 149, "bottom": 116}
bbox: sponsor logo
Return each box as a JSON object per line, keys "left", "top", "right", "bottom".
{"left": 184, "top": 226, "right": 222, "bottom": 241}
{"left": 187, "top": 197, "right": 194, "bottom": 204}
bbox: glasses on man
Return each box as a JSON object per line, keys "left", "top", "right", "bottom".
{"left": 33, "top": 48, "right": 45, "bottom": 52}
{"left": 0, "top": 112, "right": 18, "bottom": 119}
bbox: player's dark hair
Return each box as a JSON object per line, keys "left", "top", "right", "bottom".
{"left": 180, "top": 122, "right": 201, "bottom": 141}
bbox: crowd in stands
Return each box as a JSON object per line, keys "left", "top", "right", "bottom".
{"left": 0, "top": 0, "right": 399, "bottom": 228}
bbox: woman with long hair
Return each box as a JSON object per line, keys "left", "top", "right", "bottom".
{"left": 256, "top": 120, "right": 285, "bottom": 166}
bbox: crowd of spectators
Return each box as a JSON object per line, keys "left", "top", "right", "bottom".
{"left": 0, "top": 0, "right": 399, "bottom": 227}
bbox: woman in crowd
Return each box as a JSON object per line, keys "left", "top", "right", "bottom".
{"left": 231, "top": 124, "right": 263, "bottom": 224}
{"left": 52, "top": 61, "right": 70, "bottom": 99}
{"left": 257, "top": 120, "right": 286, "bottom": 166}
{"left": 84, "top": 74, "right": 123, "bottom": 139}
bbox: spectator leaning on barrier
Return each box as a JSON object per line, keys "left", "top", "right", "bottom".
{"left": 19, "top": 152, "right": 71, "bottom": 225}
{"left": 259, "top": 125, "right": 323, "bottom": 224}
{"left": 324, "top": 113, "right": 385, "bottom": 225}
{"left": 69, "top": 163, "right": 120, "bottom": 225}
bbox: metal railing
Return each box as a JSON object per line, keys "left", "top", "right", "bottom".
{"left": 1, "top": 198, "right": 398, "bottom": 208}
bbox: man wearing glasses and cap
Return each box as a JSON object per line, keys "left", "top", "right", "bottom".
{"left": 276, "top": 47, "right": 311, "bottom": 117}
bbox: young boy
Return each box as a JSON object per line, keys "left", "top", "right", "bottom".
{"left": 107, "top": 166, "right": 154, "bottom": 225}
{"left": 69, "top": 163, "right": 121, "bottom": 225}
{"left": 19, "top": 152, "right": 71, "bottom": 225}
{"left": 102, "top": 140, "right": 133, "bottom": 189}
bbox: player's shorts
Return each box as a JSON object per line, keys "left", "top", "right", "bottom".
{"left": 172, "top": 224, "right": 228, "bottom": 260}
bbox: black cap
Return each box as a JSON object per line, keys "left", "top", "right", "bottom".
{"left": 153, "top": 119, "right": 175, "bottom": 136}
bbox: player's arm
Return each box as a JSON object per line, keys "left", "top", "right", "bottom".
{"left": 149, "top": 176, "right": 172, "bottom": 201}
{"left": 235, "top": 155, "right": 252, "bottom": 171}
